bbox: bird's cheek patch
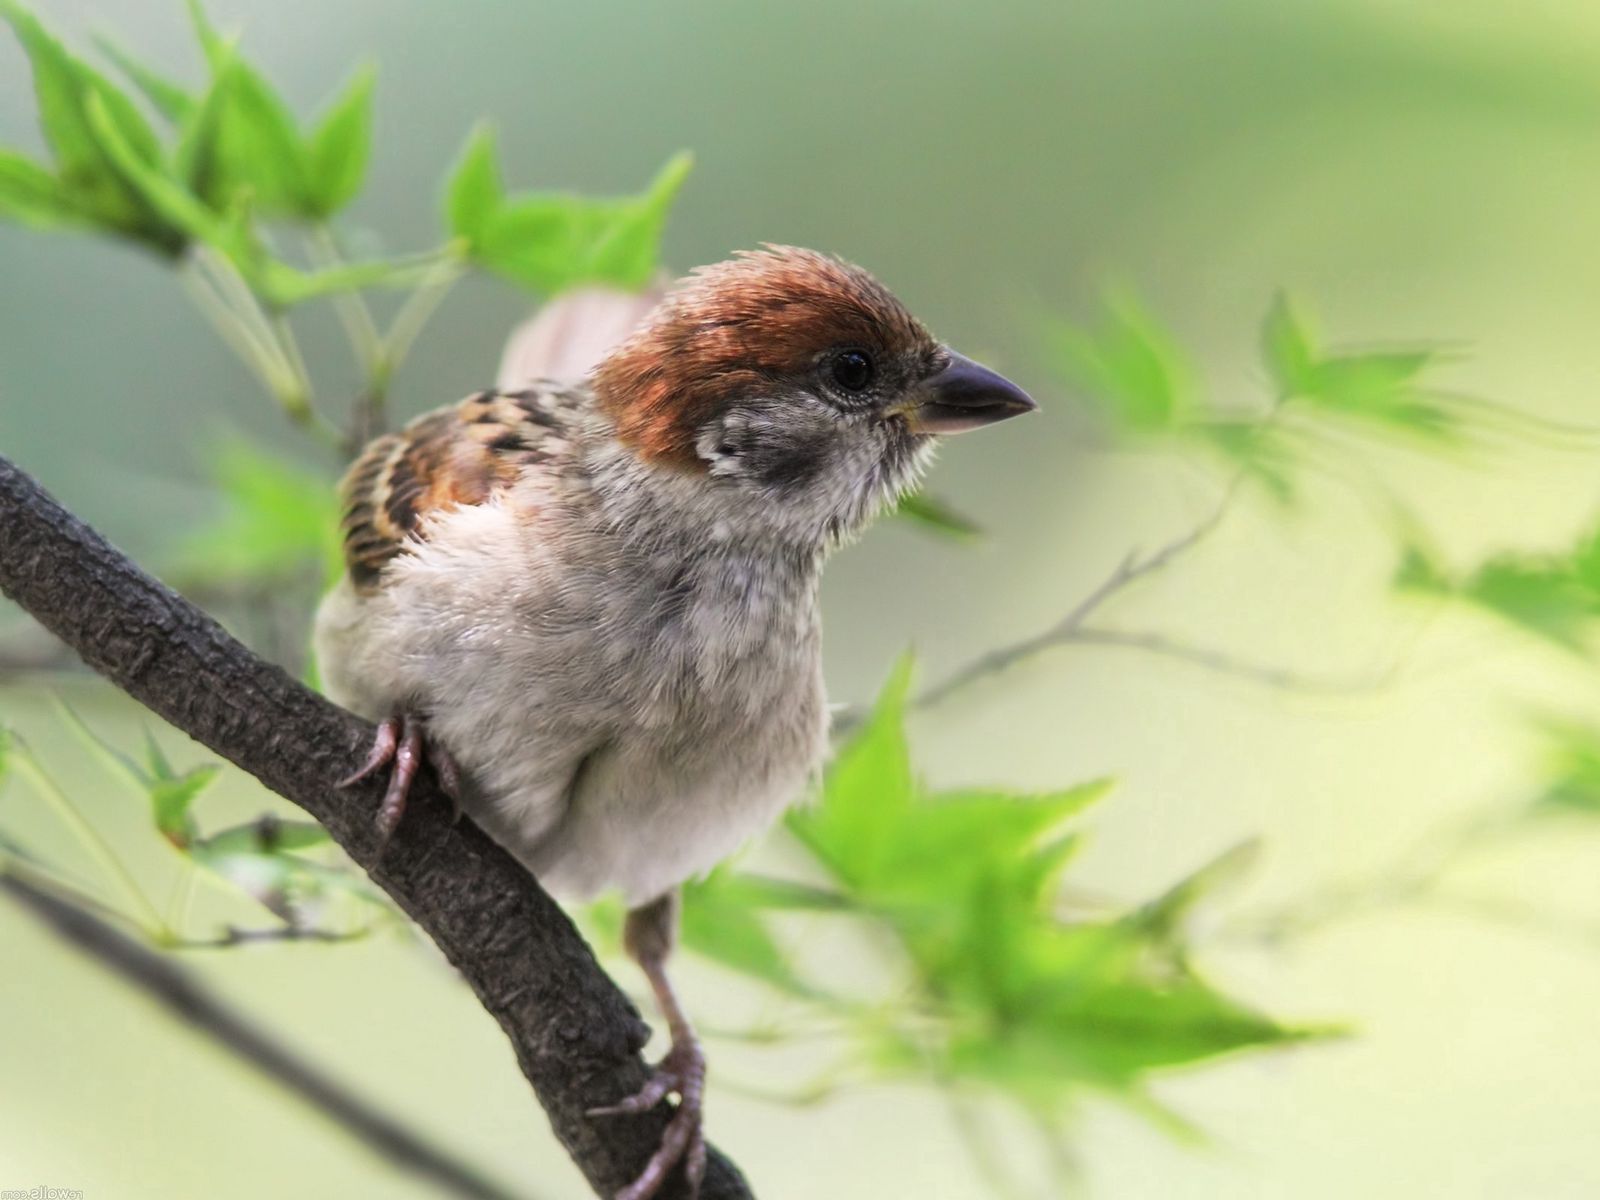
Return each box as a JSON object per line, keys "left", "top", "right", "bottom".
{"left": 694, "top": 409, "right": 835, "bottom": 492}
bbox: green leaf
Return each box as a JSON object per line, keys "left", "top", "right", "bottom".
{"left": 1529, "top": 717, "right": 1600, "bottom": 817}
{"left": 205, "top": 57, "right": 312, "bottom": 215}
{"left": 1298, "top": 349, "right": 1463, "bottom": 444}
{"left": 1260, "top": 292, "right": 1316, "bottom": 398}
{"left": 172, "top": 441, "right": 340, "bottom": 585}
{"left": 184, "top": 0, "right": 226, "bottom": 64}
{"left": 1126, "top": 840, "right": 1259, "bottom": 940}
{"left": 1052, "top": 295, "right": 1194, "bottom": 435}
{"left": 936, "top": 926, "right": 1329, "bottom": 1090}
{"left": 142, "top": 727, "right": 175, "bottom": 781}
{"left": 81, "top": 90, "right": 236, "bottom": 257}
{"left": 1392, "top": 543, "right": 1451, "bottom": 595}
{"left": 786, "top": 655, "right": 916, "bottom": 889}
{"left": 574, "top": 150, "right": 692, "bottom": 289}
{"left": 149, "top": 763, "right": 219, "bottom": 849}
{"left": 893, "top": 490, "right": 982, "bottom": 539}
{"left": 681, "top": 866, "right": 815, "bottom": 997}
{"left": 1407, "top": 524, "right": 1600, "bottom": 653}
{"left": 457, "top": 146, "right": 691, "bottom": 294}
{"left": 444, "top": 124, "right": 502, "bottom": 245}
{"left": 1459, "top": 558, "right": 1595, "bottom": 651}
{"left": 0, "top": 148, "right": 73, "bottom": 227}
{"left": 1191, "top": 420, "right": 1301, "bottom": 506}
{"left": 1, "top": 1, "right": 182, "bottom": 251}
{"left": 93, "top": 34, "right": 196, "bottom": 123}
{"left": 174, "top": 42, "right": 237, "bottom": 203}
{"left": 202, "top": 816, "right": 331, "bottom": 854}
{"left": 305, "top": 62, "right": 374, "bottom": 217}
{"left": 783, "top": 657, "right": 1326, "bottom": 1116}
{"left": 136, "top": 727, "right": 220, "bottom": 849}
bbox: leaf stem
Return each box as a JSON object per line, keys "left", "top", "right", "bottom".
{"left": 307, "top": 225, "right": 385, "bottom": 372}
{"left": 904, "top": 474, "right": 1246, "bottom": 714}
{"left": 180, "top": 263, "right": 297, "bottom": 396}
{"left": 12, "top": 741, "right": 168, "bottom": 938}
{"left": 381, "top": 254, "right": 465, "bottom": 377}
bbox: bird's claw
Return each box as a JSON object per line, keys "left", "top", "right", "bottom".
{"left": 337, "top": 713, "right": 463, "bottom": 852}
{"left": 589, "top": 1040, "right": 707, "bottom": 1200}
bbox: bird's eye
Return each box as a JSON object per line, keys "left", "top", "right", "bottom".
{"left": 830, "top": 349, "right": 875, "bottom": 392}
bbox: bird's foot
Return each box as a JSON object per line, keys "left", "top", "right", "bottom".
{"left": 337, "top": 712, "right": 463, "bottom": 853}
{"left": 589, "top": 1037, "right": 707, "bottom": 1200}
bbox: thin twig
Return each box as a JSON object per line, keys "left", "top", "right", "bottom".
{"left": 308, "top": 226, "right": 385, "bottom": 371}
{"left": 0, "top": 865, "right": 528, "bottom": 1200}
{"left": 1058, "top": 627, "right": 1384, "bottom": 694}
{"left": 881, "top": 477, "right": 1245, "bottom": 722}
{"left": 1227, "top": 804, "right": 1522, "bottom": 945}
{"left": 180, "top": 263, "right": 296, "bottom": 396}
{"left": 382, "top": 257, "right": 465, "bottom": 374}
{"left": 944, "top": 1089, "right": 1032, "bottom": 1200}
{"left": 11, "top": 740, "right": 168, "bottom": 937}
{"left": 171, "top": 923, "right": 377, "bottom": 949}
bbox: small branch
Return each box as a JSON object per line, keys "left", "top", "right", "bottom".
{"left": 171, "top": 923, "right": 376, "bottom": 949}
{"left": 915, "top": 479, "right": 1240, "bottom": 711}
{"left": 1227, "top": 805, "right": 1521, "bottom": 945}
{"left": 1, "top": 866, "right": 526, "bottom": 1200}
{"left": 381, "top": 258, "right": 464, "bottom": 375}
{"left": 1058, "top": 627, "right": 1383, "bottom": 694}
{"left": 0, "top": 454, "right": 753, "bottom": 1200}
{"left": 11, "top": 738, "right": 168, "bottom": 937}
{"left": 308, "top": 226, "right": 386, "bottom": 372}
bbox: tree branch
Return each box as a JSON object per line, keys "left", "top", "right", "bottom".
{"left": 913, "top": 478, "right": 1241, "bottom": 712}
{"left": 1, "top": 865, "right": 525, "bottom": 1200}
{"left": 0, "top": 454, "right": 753, "bottom": 1200}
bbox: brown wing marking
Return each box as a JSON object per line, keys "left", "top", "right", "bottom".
{"left": 337, "top": 387, "right": 574, "bottom": 592}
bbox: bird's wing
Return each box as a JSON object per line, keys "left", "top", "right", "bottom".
{"left": 338, "top": 386, "right": 582, "bottom": 593}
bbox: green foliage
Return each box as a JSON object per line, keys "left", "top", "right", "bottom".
{"left": 1529, "top": 717, "right": 1600, "bottom": 816}
{"left": 0, "top": 1, "right": 183, "bottom": 251}
{"left": 49, "top": 703, "right": 389, "bottom": 936}
{"left": 679, "top": 866, "right": 816, "bottom": 998}
{"left": 172, "top": 441, "right": 341, "bottom": 587}
{"left": 446, "top": 126, "right": 692, "bottom": 294}
{"left": 678, "top": 662, "right": 1327, "bottom": 1128}
{"left": 0, "top": 0, "right": 415, "bottom": 307}
{"left": 892, "top": 490, "right": 983, "bottom": 539}
{"left": 1052, "top": 292, "right": 1195, "bottom": 435}
{"left": 1052, "top": 290, "right": 1481, "bottom": 505}
{"left": 173, "top": 0, "right": 376, "bottom": 222}
{"left": 1395, "top": 532, "right": 1600, "bottom": 653}
{"left": 0, "top": 0, "right": 690, "bottom": 322}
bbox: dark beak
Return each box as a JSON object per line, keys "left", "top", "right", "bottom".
{"left": 901, "top": 349, "right": 1038, "bottom": 435}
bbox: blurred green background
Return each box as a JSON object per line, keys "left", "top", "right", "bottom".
{"left": 5, "top": 1, "right": 1600, "bottom": 1197}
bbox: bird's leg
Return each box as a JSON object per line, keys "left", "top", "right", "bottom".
{"left": 337, "top": 712, "right": 463, "bottom": 851}
{"left": 590, "top": 891, "right": 707, "bottom": 1200}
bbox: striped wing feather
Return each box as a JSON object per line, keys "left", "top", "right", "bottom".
{"left": 338, "top": 386, "right": 578, "bottom": 592}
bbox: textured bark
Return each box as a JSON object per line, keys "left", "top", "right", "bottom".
{"left": 0, "top": 454, "right": 753, "bottom": 1200}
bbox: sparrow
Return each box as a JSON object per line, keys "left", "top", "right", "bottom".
{"left": 312, "top": 246, "right": 1036, "bottom": 1200}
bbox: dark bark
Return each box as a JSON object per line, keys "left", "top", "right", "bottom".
{"left": 0, "top": 454, "right": 753, "bottom": 1200}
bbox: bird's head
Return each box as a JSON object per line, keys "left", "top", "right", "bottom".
{"left": 591, "top": 246, "right": 1035, "bottom": 546}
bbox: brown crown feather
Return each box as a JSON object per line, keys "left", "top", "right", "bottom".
{"left": 591, "top": 246, "right": 935, "bottom": 467}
